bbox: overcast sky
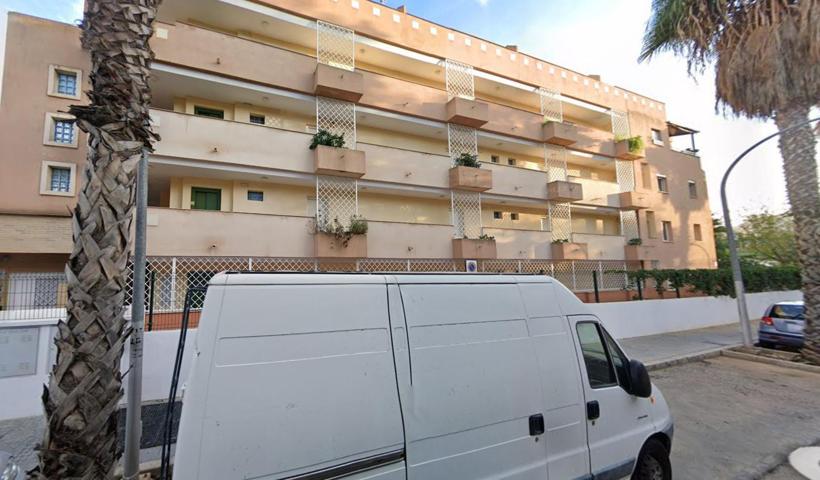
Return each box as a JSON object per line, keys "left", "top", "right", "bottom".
{"left": 1, "top": 0, "right": 804, "bottom": 220}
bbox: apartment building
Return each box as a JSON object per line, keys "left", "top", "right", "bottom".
{"left": 0, "top": 1, "right": 717, "bottom": 305}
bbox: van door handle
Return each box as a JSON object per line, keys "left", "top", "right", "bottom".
{"left": 528, "top": 414, "right": 545, "bottom": 436}
{"left": 587, "top": 401, "right": 600, "bottom": 420}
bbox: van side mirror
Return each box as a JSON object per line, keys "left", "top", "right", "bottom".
{"left": 627, "top": 359, "right": 652, "bottom": 398}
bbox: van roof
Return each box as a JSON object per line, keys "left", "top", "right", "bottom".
{"left": 212, "top": 272, "right": 555, "bottom": 286}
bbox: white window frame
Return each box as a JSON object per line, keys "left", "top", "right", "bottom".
{"left": 249, "top": 113, "right": 266, "bottom": 125}
{"left": 656, "top": 174, "right": 668, "bottom": 193}
{"left": 651, "top": 128, "right": 664, "bottom": 146}
{"left": 47, "top": 65, "right": 82, "bottom": 100}
{"left": 40, "top": 161, "right": 77, "bottom": 197}
{"left": 688, "top": 180, "right": 698, "bottom": 199}
{"left": 661, "top": 221, "right": 673, "bottom": 242}
{"left": 43, "top": 112, "right": 79, "bottom": 148}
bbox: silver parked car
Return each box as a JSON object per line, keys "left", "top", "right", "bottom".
{"left": 758, "top": 301, "right": 804, "bottom": 349}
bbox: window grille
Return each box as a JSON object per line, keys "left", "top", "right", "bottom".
{"left": 317, "top": 20, "right": 355, "bottom": 71}
{"left": 444, "top": 58, "right": 475, "bottom": 100}
{"left": 538, "top": 87, "right": 562, "bottom": 123}
{"left": 316, "top": 175, "right": 358, "bottom": 230}
{"left": 317, "top": 96, "right": 356, "bottom": 147}
{"left": 57, "top": 72, "right": 77, "bottom": 96}
{"left": 50, "top": 167, "right": 71, "bottom": 192}
{"left": 548, "top": 202, "right": 571, "bottom": 241}
{"left": 451, "top": 190, "right": 482, "bottom": 239}
{"left": 54, "top": 120, "right": 74, "bottom": 144}
{"left": 447, "top": 123, "right": 477, "bottom": 165}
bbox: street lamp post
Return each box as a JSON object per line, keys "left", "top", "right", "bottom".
{"left": 720, "top": 117, "right": 819, "bottom": 347}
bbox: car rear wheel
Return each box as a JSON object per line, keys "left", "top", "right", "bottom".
{"left": 759, "top": 340, "right": 775, "bottom": 349}
{"left": 632, "top": 439, "right": 671, "bottom": 480}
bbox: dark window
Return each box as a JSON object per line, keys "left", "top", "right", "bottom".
{"left": 507, "top": 158, "right": 516, "bottom": 166}
{"left": 53, "top": 119, "right": 75, "bottom": 144}
{"left": 191, "top": 187, "right": 221, "bottom": 211}
{"left": 657, "top": 175, "right": 668, "bottom": 193}
{"left": 688, "top": 181, "right": 698, "bottom": 199}
{"left": 651, "top": 128, "right": 663, "bottom": 145}
{"left": 194, "top": 106, "right": 225, "bottom": 119}
{"left": 493, "top": 211, "right": 503, "bottom": 219}
{"left": 249, "top": 114, "right": 265, "bottom": 125}
{"left": 576, "top": 322, "right": 617, "bottom": 388}
{"left": 247, "top": 190, "right": 264, "bottom": 201}
{"left": 57, "top": 72, "right": 77, "bottom": 96}
{"left": 491, "top": 155, "right": 500, "bottom": 163}
{"left": 601, "top": 328, "right": 629, "bottom": 388}
{"left": 510, "top": 213, "right": 519, "bottom": 221}
{"left": 771, "top": 304, "right": 804, "bottom": 320}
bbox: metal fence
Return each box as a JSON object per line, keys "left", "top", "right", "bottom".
{"left": 0, "top": 257, "right": 641, "bottom": 328}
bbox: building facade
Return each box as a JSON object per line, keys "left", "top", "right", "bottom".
{"left": 0, "top": 1, "right": 716, "bottom": 307}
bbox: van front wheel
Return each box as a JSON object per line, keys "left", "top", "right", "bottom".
{"left": 632, "top": 439, "right": 671, "bottom": 480}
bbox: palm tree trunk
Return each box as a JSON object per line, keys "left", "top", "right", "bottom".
{"left": 34, "top": 1, "right": 160, "bottom": 478}
{"left": 774, "top": 105, "right": 820, "bottom": 365}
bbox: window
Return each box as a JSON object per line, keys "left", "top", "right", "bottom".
{"left": 249, "top": 114, "right": 265, "bottom": 125}
{"left": 507, "top": 158, "right": 516, "bottom": 166}
{"left": 693, "top": 223, "right": 703, "bottom": 241}
{"left": 601, "top": 328, "right": 629, "bottom": 388}
{"left": 491, "top": 155, "right": 500, "bottom": 163}
{"left": 641, "top": 163, "right": 652, "bottom": 189}
{"left": 194, "top": 106, "right": 225, "bottom": 119}
{"left": 49, "top": 167, "right": 71, "bottom": 193}
{"left": 651, "top": 128, "right": 663, "bottom": 145}
{"left": 247, "top": 190, "right": 264, "bottom": 202}
{"left": 576, "top": 322, "right": 617, "bottom": 388}
{"left": 688, "top": 180, "right": 698, "bottom": 199}
{"left": 510, "top": 213, "right": 519, "bottom": 221}
{"left": 191, "top": 187, "right": 222, "bottom": 211}
{"left": 661, "top": 221, "right": 673, "bottom": 242}
{"left": 646, "top": 211, "right": 657, "bottom": 238}
{"left": 656, "top": 175, "right": 668, "bottom": 193}
{"left": 493, "top": 211, "right": 503, "bottom": 219}
{"left": 54, "top": 119, "right": 75, "bottom": 144}
{"left": 48, "top": 65, "right": 82, "bottom": 99}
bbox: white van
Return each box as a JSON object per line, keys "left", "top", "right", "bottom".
{"left": 173, "top": 273, "right": 673, "bottom": 480}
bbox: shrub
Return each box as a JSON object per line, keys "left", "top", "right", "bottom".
{"left": 309, "top": 129, "right": 346, "bottom": 150}
{"left": 627, "top": 238, "right": 643, "bottom": 246}
{"left": 478, "top": 233, "right": 495, "bottom": 241}
{"left": 624, "top": 266, "right": 800, "bottom": 298}
{"left": 454, "top": 153, "right": 481, "bottom": 168}
{"left": 316, "top": 215, "right": 367, "bottom": 247}
{"left": 552, "top": 238, "right": 570, "bottom": 244}
{"left": 626, "top": 135, "right": 644, "bottom": 153}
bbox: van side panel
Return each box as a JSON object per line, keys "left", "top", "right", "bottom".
{"left": 397, "top": 283, "right": 548, "bottom": 480}
{"left": 518, "top": 283, "right": 591, "bottom": 479}
{"left": 183, "top": 283, "right": 405, "bottom": 480}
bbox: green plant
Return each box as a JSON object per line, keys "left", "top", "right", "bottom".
{"left": 552, "top": 238, "right": 570, "bottom": 244}
{"left": 623, "top": 266, "right": 801, "bottom": 298}
{"left": 454, "top": 153, "right": 481, "bottom": 168}
{"left": 309, "top": 129, "right": 346, "bottom": 150}
{"left": 627, "top": 238, "right": 643, "bottom": 246}
{"left": 478, "top": 233, "right": 495, "bottom": 241}
{"left": 317, "top": 215, "right": 367, "bottom": 247}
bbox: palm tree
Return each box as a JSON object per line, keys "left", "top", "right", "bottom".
{"left": 33, "top": 1, "right": 160, "bottom": 478}
{"left": 639, "top": 0, "right": 819, "bottom": 364}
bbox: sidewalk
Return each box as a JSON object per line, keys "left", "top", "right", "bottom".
{"left": 620, "top": 321, "right": 753, "bottom": 365}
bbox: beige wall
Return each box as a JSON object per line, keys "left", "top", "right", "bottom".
{"left": 0, "top": 14, "right": 88, "bottom": 217}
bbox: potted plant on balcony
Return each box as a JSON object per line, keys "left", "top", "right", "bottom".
{"left": 615, "top": 135, "right": 645, "bottom": 160}
{"left": 452, "top": 232, "right": 497, "bottom": 259}
{"left": 310, "top": 129, "right": 366, "bottom": 178}
{"left": 314, "top": 215, "right": 368, "bottom": 257}
{"left": 551, "top": 238, "right": 588, "bottom": 260}
{"left": 625, "top": 237, "right": 655, "bottom": 261}
{"left": 449, "top": 153, "right": 492, "bottom": 191}
{"left": 627, "top": 238, "right": 643, "bottom": 246}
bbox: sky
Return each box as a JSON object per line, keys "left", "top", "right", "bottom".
{"left": 0, "top": 0, "right": 803, "bottom": 220}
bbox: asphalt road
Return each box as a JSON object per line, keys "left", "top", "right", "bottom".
{"left": 651, "top": 356, "right": 820, "bottom": 479}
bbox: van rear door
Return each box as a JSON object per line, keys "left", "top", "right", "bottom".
{"left": 173, "top": 277, "right": 405, "bottom": 480}
{"left": 392, "top": 279, "right": 548, "bottom": 480}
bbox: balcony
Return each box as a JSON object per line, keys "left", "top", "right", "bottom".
{"left": 314, "top": 233, "right": 367, "bottom": 258}
{"left": 572, "top": 125, "right": 616, "bottom": 157}
{"left": 572, "top": 233, "right": 627, "bottom": 260}
{"left": 314, "top": 64, "right": 364, "bottom": 103}
{"left": 483, "top": 228, "right": 552, "bottom": 258}
{"left": 546, "top": 180, "right": 583, "bottom": 202}
{"left": 449, "top": 166, "right": 492, "bottom": 192}
{"left": 618, "top": 191, "right": 655, "bottom": 210}
{"left": 615, "top": 139, "right": 646, "bottom": 161}
{"left": 314, "top": 145, "right": 366, "bottom": 178}
{"left": 551, "top": 242, "right": 589, "bottom": 260}
{"left": 452, "top": 238, "right": 498, "bottom": 259}
{"left": 446, "top": 97, "right": 489, "bottom": 128}
{"left": 625, "top": 244, "right": 657, "bottom": 262}
{"left": 571, "top": 177, "right": 621, "bottom": 208}
{"left": 542, "top": 121, "right": 578, "bottom": 146}
{"left": 484, "top": 163, "right": 548, "bottom": 200}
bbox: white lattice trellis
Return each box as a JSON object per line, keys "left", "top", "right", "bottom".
{"left": 545, "top": 145, "right": 568, "bottom": 182}
{"left": 448, "top": 123, "right": 477, "bottom": 164}
{"left": 620, "top": 210, "right": 640, "bottom": 240}
{"left": 317, "top": 96, "right": 356, "bottom": 147}
{"left": 317, "top": 20, "right": 355, "bottom": 71}
{"left": 444, "top": 58, "right": 475, "bottom": 100}
{"left": 611, "top": 109, "right": 630, "bottom": 138}
{"left": 452, "top": 190, "right": 482, "bottom": 238}
{"left": 616, "top": 160, "right": 636, "bottom": 192}
{"left": 317, "top": 175, "right": 358, "bottom": 229}
{"left": 538, "top": 87, "right": 563, "bottom": 123}
{"left": 548, "top": 202, "right": 572, "bottom": 241}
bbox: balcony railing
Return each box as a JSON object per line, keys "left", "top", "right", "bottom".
{"left": 570, "top": 177, "right": 620, "bottom": 207}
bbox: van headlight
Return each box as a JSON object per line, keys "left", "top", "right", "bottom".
{"left": 0, "top": 452, "right": 20, "bottom": 480}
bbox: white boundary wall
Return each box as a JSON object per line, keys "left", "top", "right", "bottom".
{"left": 593, "top": 290, "right": 803, "bottom": 339}
{"left": 0, "top": 289, "right": 802, "bottom": 420}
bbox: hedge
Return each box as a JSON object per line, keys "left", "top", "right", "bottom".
{"left": 624, "top": 266, "right": 801, "bottom": 298}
